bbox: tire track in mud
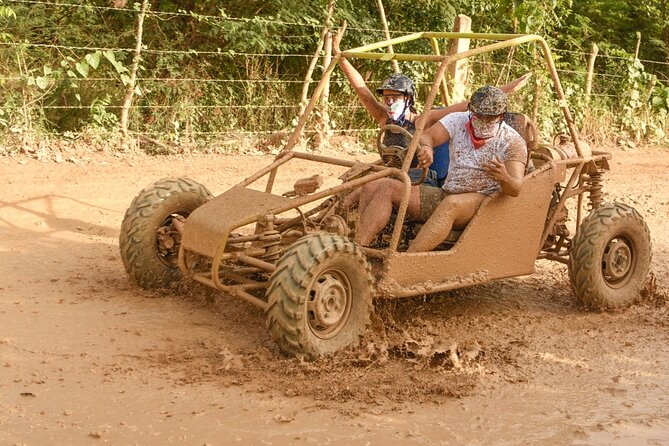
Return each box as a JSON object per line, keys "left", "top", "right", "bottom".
{"left": 130, "top": 262, "right": 667, "bottom": 413}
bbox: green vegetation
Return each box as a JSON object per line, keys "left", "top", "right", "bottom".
{"left": 0, "top": 0, "right": 667, "bottom": 153}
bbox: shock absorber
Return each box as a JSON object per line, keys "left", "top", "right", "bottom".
{"left": 260, "top": 230, "right": 282, "bottom": 262}
{"left": 259, "top": 214, "right": 282, "bottom": 262}
{"left": 586, "top": 170, "right": 604, "bottom": 210}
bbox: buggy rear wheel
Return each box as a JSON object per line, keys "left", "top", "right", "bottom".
{"left": 569, "top": 202, "right": 651, "bottom": 309}
{"left": 119, "top": 177, "right": 212, "bottom": 289}
{"left": 265, "top": 233, "right": 374, "bottom": 358}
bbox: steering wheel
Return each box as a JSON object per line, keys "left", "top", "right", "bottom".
{"left": 376, "top": 124, "right": 427, "bottom": 186}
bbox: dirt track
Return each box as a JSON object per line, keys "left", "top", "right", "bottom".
{"left": 1, "top": 144, "right": 668, "bottom": 445}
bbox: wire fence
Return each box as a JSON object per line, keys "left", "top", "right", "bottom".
{"left": 1, "top": 0, "right": 667, "bottom": 146}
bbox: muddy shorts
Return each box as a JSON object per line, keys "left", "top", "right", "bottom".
{"left": 408, "top": 168, "right": 439, "bottom": 187}
{"left": 418, "top": 185, "right": 447, "bottom": 222}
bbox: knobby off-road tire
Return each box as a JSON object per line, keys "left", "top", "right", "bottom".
{"left": 119, "top": 178, "right": 212, "bottom": 289}
{"left": 569, "top": 202, "right": 652, "bottom": 309}
{"left": 265, "top": 233, "right": 374, "bottom": 359}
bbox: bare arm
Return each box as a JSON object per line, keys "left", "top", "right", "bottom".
{"left": 422, "top": 103, "right": 468, "bottom": 128}
{"left": 484, "top": 159, "right": 524, "bottom": 196}
{"left": 416, "top": 122, "right": 451, "bottom": 169}
{"left": 422, "top": 72, "right": 533, "bottom": 128}
{"left": 483, "top": 138, "right": 527, "bottom": 197}
{"left": 333, "top": 35, "right": 388, "bottom": 125}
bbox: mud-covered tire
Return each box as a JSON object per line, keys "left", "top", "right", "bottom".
{"left": 119, "top": 177, "right": 212, "bottom": 289}
{"left": 265, "top": 233, "right": 374, "bottom": 358}
{"left": 569, "top": 202, "right": 652, "bottom": 309}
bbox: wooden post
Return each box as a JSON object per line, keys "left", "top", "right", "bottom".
{"left": 634, "top": 32, "right": 642, "bottom": 59}
{"left": 120, "top": 0, "right": 149, "bottom": 144}
{"left": 375, "top": 0, "right": 400, "bottom": 73}
{"left": 584, "top": 43, "right": 599, "bottom": 105}
{"left": 446, "top": 15, "right": 472, "bottom": 104}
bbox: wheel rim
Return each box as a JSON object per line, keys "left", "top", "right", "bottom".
{"left": 307, "top": 268, "right": 352, "bottom": 339}
{"left": 155, "top": 211, "right": 188, "bottom": 267}
{"left": 602, "top": 236, "right": 635, "bottom": 287}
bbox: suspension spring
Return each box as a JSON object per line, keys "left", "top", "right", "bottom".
{"left": 260, "top": 230, "right": 282, "bottom": 262}
{"left": 586, "top": 170, "right": 604, "bottom": 210}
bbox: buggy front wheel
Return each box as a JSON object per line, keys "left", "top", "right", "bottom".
{"left": 569, "top": 202, "right": 652, "bottom": 309}
{"left": 265, "top": 233, "right": 374, "bottom": 358}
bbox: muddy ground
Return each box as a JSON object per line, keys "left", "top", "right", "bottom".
{"left": 1, "top": 143, "right": 668, "bottom": 445}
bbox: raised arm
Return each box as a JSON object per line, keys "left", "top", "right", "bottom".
{"left": 333, "top": 35, "right": 389, "bottom": 126}
{"left": 421, "top": 72, "right": 533, "bottom": 128}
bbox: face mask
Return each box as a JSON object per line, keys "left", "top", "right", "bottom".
{"left": 388, "top": 99, "right": 407, "bottom": 121}
{"left": 470, "top": 116, "right": 500, "bottom": 139}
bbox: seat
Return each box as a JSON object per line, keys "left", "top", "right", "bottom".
{"left": 503, "top": 112, "right": 539, "bottom": 171}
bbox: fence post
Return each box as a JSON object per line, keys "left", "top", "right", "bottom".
{"left": 584, "top": 43, "right": 599, "bottom": 105}
{"left": 446, "top": 14, "right": 471, "bottom": 104}
{"left": 120, "top": 0, "right": 149, "bottom": 145}
{"left": 376, "top": 0, "right": 399, "bottom": 73}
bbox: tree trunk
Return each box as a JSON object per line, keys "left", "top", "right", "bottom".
{"left": 299, "top": 0, "right": 335, "bottom": 118}
{"left": 313, "top": 32, "right": 333, "bottom": 149}
{"left": 584, "top": 43, "right": 599, "bottom": 105}
{"left": 375, "top": 0, "right": 399, "bottom": 73}
{"left": 120, "top": 0, "right": 149, "bottom": 145}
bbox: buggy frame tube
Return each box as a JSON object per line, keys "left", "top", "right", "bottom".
{"left": 179, "top": 161, "right": 412, "bottom": 297}
{"left": 342, "top": 32, "right": 588, "bottom": 158}
{"left": 428, "top": 37, "right": 450, "bottom": 106}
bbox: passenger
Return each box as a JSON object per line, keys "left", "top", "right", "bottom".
{"left": 406, "top": 85, "right": 528, "bottom": 252}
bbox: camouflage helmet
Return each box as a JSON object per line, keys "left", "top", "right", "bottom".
{"left": 375, "top": 73, "right": 417, "bottom": 104}
{"left": 468, "top": 85, "right": 508, "bottom": 116}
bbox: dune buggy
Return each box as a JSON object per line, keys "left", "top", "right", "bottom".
{"left": 119, "top": 30, "right": 652, "bottom": 358}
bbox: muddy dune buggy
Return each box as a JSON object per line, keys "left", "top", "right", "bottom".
{"left": 120, "top": 31, "right": 652, "bottom": 358}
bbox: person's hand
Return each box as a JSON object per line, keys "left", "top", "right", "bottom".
{"left": 417, "top": 144, "right": 434, "bottom": 169}
{"left": 483, "top": 156, "right": 511, "bottom": 183}
{"left": 503, "top": 72, "right": 532, "bottom": 94}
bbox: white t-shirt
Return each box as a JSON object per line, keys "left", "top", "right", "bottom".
{"left": 439, "top": 112, "right": 527, "bottom": 195}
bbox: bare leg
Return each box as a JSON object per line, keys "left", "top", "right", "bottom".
{"left": 407, "top": 193, "right": 486, "bottom": 252}
{"left": 343, "top": 188, "right": 362, "bottom": 210}
{"left": 356, "top": 178, "right": 421, "bottom": 246}
{"left": 357, "top": 179, "right": 385, "bottom": 217}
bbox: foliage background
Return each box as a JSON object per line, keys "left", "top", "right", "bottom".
{"left": 0, "top": 0, "right": 667, "bottom": 153}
